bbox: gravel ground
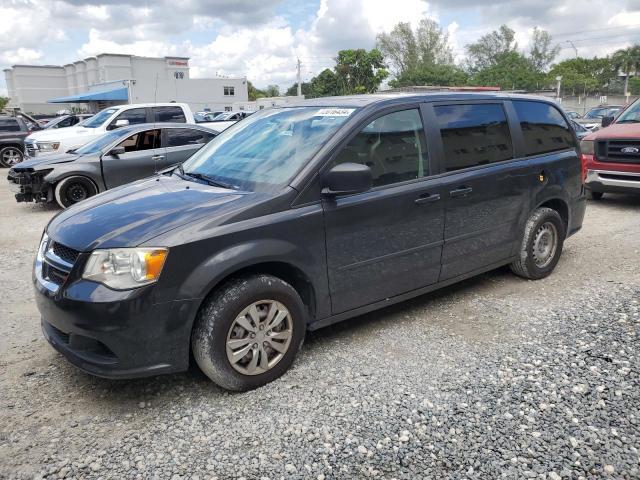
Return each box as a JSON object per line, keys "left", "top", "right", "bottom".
{"left": 0, "top": 181, "right": 638, "bottom": 480}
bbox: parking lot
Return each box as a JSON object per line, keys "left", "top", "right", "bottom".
{"left": 0, "top": 180, "right": 638, "bottom": 479}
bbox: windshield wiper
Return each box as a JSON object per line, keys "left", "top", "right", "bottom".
{"left": 181, "top": 169, "right": 235, "bottom": 189}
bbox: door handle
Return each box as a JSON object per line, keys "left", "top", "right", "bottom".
{"left": 449, "top": 186, "right": 473, "bottom": 198}
{"left": 151, "top": 155, "right": 165, "bottom": 160}
{"left": 414, "top": 193, "right": 441, "bottom": 205}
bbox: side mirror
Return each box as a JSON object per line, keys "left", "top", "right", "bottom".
{"left": 322, "top": 163, "right": 372, "bottom": 196}
{"left": 114, "top": 119, "right": 130, "bottom": 128}
{"left": 601, "top": 116, "right": 614, "bottom": 128}
{"left": 108, "top": 146, "right": 126, "bottom": 157}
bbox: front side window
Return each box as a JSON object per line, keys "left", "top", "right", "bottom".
{"left": 182, "top": 107, "right": 354, "bottom": 192}
{"left": 333, "top": 109, "right": 428, "bottom": 187}
{"left": 116, "top": 129, "right": 161, "bottom": 153}
{"left": 82, "top": 108, "right": 118, "bottom": 128}
{"left": 110, "top": 108, "right": 147, "bottom": 129}
{"left": 58, "top": 116, "right": 74, "bottom": 128}
{"left": 614, "top": 100, "right": 640, "bottom": 124}
{"left": 0, "top": 118, "right": 20, "bottom": 132}
{"left": 153, "top": 106, "right": 186, "bottom": 123}
{"left": 513, "top": 101, "right": 575, "bottom": 157}
{"left": 166, "top": 128, "right": 215, "bottom": 147}
{"left": 435, "top": 104, "right": 513, "bottom": 171}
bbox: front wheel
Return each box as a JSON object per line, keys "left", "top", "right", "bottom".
{"left": 510, "top": 207, "right": 565, "bottom": 280}
{"left": 0, "top": 146, "right": 24, "bottom": 168}
{"left": 192, "top": 275, "right": 306, "bottom": 391}
{"left": 54, "top": 176, "right": 98, "bottom": 208}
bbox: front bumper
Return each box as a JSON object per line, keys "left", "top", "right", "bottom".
{"left": 7, "top": 169, "right": 51, "bottom": 203}
{"left": 35, "top": 250, "right": 200, "bottom": 379}
{"left": 586, "top": 169, "right": 640, "bottom": 194}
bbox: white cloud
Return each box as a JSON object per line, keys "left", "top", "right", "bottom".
{"left": 0, "top": 48, "right": 44, "bottom": 65}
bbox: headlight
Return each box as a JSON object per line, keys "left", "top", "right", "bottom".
{"left": 36, "top": 232, "right": 49, "bottom": 262}
{"left": 580, "top": 140, "right": 594, "bottom": 155}
{"left": 82, "top": 248, "right": 168, "bottom": 290}
{"left": 37, "top": 142, "right": 60, "bottom": 152}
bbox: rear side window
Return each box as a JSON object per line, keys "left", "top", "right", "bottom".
{"left": 435, "top": 104, "right": 513, "bottom": 172}
{"left": 513, "top": 101, "right": 575, "bottom": 156}
{"left": 333, "top": 109, "right": 428, "bottom": 187}
{"left": 166, "top": 128, "right": 216, "bottom": 147}
{"left": 153, "top": 106, "right": 186, "bottom": 123}
{"left": 0, "top": 118, "right": 21, "bottom": 132}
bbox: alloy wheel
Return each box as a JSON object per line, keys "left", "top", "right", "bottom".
{"left": 2, "top": 148, "right": 23, "bottom": 166}
{"left": 225, "top": 300, "right": 293, "bottom": 376}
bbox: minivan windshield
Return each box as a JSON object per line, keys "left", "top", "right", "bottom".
{"left": 81, "top": 108, "right": 118, "bottom": 128}
{"left": 75, "top": 128, "right": 130, "bottom": 155}
{"left": 614, "top": 100, "right": 640, "bottom": 123}
{"left": 182, "top": 107, "right": 356, "bottom": 192}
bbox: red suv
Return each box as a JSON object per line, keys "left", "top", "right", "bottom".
{"left": 582, "top": 99, "right": 640, "bottom": 199}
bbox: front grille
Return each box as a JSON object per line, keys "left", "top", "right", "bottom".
{"left": 52, "top": 242, "right": 80, "bottom": 265}
{"left": 597, "top": 140, "right": 640, "bottom": 164}
{"left": 43, "top": 262, "right": 69, "bottom": 286}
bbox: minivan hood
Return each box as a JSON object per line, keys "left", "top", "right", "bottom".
{"left": 46, "top": 175, "right": 261, "bottom": 251}
{"left": 13, "top": 153, "right": 79, "bottom": 171}
{"left": 585, "top": 122, "right": 640, "bottom": 141}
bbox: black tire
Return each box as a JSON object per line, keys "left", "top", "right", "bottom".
{"left": 588, "top": 189, "right": 604, "bottom": 200}
{"left": 510, "top": 207, "right": 565, "bottom": 280}
{"left": 0, "top": 146, "right": 24, "bottom": 168}
{"left": 192, "top": 274, "right": 306, "bottom": 391}
{"left": 54, "top": 176, "right": 98, "bottom": 208}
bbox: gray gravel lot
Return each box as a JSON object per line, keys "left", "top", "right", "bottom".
{"left": 0, "top": 180, "right": 638, "bottom": 480}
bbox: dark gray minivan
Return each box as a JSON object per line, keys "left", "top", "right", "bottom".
{"left": 34, "top": 93, "right": 586, "bottom": 390}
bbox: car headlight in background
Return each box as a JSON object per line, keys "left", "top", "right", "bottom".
{"left": 37, "top": 142, "right": 60, "bottom": 152}
{"left": 83, "top": 248, "right": 168, "bottom": 290}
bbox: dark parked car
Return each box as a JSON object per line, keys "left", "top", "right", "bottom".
{"left": 42, "top": 114, "right": 93, "bottom": 129}
{"left": 8, "top": 123, "right": 216, "bottom": 208}
{"left": 0, "top": 115, "right": 40, "bottom": 167}
{"left": 34, "top": 93, "right": 585, "bottom": 391}
{"left": 571, "top": 120, "right": 590, "bottom": 139}
{"left": 576, "top": 105, "right": 623, "bottom": 130}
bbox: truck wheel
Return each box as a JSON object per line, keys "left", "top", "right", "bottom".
{"left": 54, "top": 176, "right": 98, "bottom": 208}
{"left": 510, "top": 207, "right": 565, "bottom": 280}
{"left": 192, "top": 275, "right": 306, "bottom": 391}
{"left": 587, "top": 189, "right": 604, "bottom": 200}
{"left": 0, "top": 146, "right": 24, "bottom": 167}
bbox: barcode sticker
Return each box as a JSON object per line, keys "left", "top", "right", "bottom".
{"left": 315, "top": 108, "right": 355, "bottom": 117}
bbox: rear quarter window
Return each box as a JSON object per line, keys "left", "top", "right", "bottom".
{"left": 513, "top": 101, "right": 576, "bottom": 157}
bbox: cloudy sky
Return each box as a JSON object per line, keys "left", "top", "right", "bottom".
{"left": 2, "top": 0, "right": 640, "bottom": 95}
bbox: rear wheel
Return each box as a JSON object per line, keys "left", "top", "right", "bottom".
{"left": 54, "top": 176, "right": 98, "bottom": 208}
{"left": 510, "top": 207, "right": 565, "bottom": 280}
{"left": 0, "top": 146, "right": 24, "bottom": 168}
{"left": 192, "top": 275, "right": 306, "bottom": 391}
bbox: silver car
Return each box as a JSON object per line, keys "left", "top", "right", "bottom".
{"left": 8, "top": 123, "right": 217, "bottom": 208}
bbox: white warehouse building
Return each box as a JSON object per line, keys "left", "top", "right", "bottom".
{"left": 3, "top": 54, "right": 249, "bottom": 115}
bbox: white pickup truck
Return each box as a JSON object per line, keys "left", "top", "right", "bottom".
{"left": 24, "top": 103, "right": 195, "bottom": 158}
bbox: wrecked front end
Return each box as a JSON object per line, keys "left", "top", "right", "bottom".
{"left": 7, "top": 167, "right": 54, "bottom": 203}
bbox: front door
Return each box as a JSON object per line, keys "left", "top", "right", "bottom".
{"left": 431, "top": 102, "right": 531, "bottom": 281}
{"left": 323, "top": 107, "right": 446, "bottom": 314}
{"left": 101, "top": 129, "right": 164, "bottom": 188}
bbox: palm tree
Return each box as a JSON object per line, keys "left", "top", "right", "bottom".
{"left": 613, "top": 46, "right": 640, "bottom": 96}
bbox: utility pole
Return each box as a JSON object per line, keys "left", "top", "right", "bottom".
{"left": 556, "top": 75, "right": 563, "bottom": 101}
{"left": 565, "top": 40, "right": 578, "bottom": 58}
{"left": 297, "top": 58, "right": 302, "bottom": 97}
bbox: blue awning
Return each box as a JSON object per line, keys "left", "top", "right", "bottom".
{"left": 49, "top": 87, "right": 128, "bottom": 103}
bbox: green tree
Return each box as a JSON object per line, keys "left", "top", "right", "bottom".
{"left": 466, "top": 25, "right": 517, "bottom": 71}
{"left": 377, "top": 19, "right": 453, "bottom": 75}
{"left": 629, "top": 76, "right": 640, "bottom": 95}
{"left": 334, "top": 48, "right": 389, "bottom": 94}
{"left": 247, "top": 81, "right": 266, "bottom": 101}
{"left": 529, "top": 27, "right": 560, "bottom": 71}
{"left": 0, "top": 96, "right": 9, "bottom": 111}
{"left": 389, "top": 64, "right": 468, "bottom": 88}
{"left": 264, "top": 84, "right": 280, "bottom": 97}
{"left": 547, "top": 57, "right": 617, "bottom": 95}
{"left": 471, "top": 51, "right": 543, "bottom": 90}
{"left": 612, "top": 46, "right": 640, "bottom": 95}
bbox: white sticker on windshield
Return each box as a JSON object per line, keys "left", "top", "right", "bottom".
{"left": 315, "top": 108, "right": 356, "bottom": 117}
